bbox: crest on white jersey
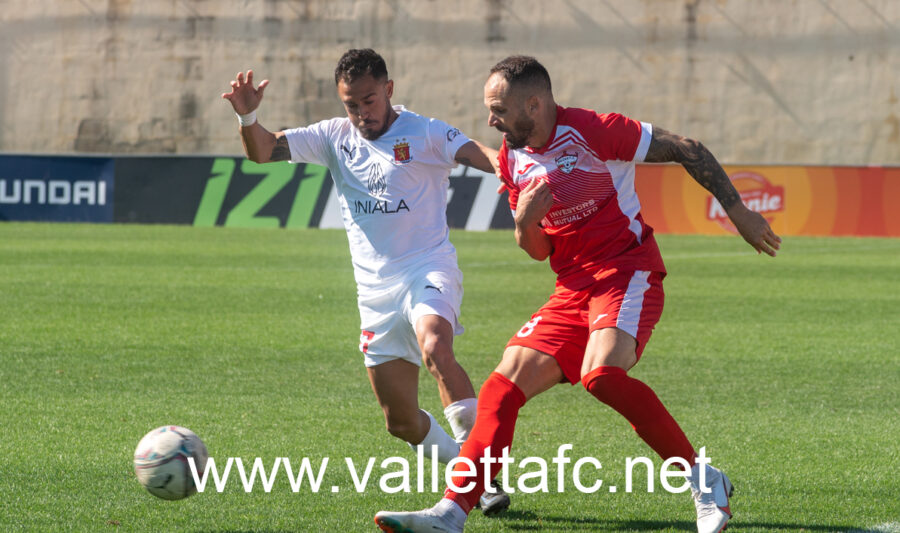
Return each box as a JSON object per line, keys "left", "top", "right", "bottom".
{"left": 555, "top": 150, "right": 578, "bottom": 174}
{"left": 367, "top": 164, "right": 387, "bottom": 197}
{"left": 392, "top": 139, "right": 412, "bottom": 164}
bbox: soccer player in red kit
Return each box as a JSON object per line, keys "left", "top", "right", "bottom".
{"left": 375, "top": 55, "right": 781, "bottom": 533}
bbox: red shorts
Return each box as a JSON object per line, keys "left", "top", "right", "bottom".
{"left": 506, "top": 270, "right": 665, "bottom": 384}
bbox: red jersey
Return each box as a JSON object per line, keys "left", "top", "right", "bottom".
{"left": 498, "top": 106, "right": 665, "bottom": 289}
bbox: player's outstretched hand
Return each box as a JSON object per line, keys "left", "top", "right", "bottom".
{"left": 222, "top": 70, "right": 269, "bottom": 115}
{"left": 728, "top": 205, "right": 782, "bottom": 257}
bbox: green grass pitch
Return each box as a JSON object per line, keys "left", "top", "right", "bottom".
{"left": 0, "top": 222, "right": 897, "bottom": 532}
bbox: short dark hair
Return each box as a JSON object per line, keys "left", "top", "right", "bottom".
{"left": 334, "top": 48, "right": 389, "bottom": 85}
{"left": 489, "top": 55, "right": 552, "bottom": 94}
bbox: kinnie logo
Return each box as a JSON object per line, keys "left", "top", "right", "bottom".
{"left": 707, "top": 171, "right": 784, "bottom": 233}
{"left": 0, "top": 179, "right": 107, "bottom": 206}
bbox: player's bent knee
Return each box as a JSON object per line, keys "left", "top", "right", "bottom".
{"left": 494, "top": 346, "right": 564, "bottom": 400}
{"left": 420, "top": 338, "right": 456, "bottom": 372}
{"left": 584, "top": 328, "right": 638, "bottom": 370}
{"left": 384, "top": 415, "right": 424, "bottom": 442}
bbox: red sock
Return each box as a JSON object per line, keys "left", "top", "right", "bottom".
{"left": 582, "top": 366, "right": 695, "bottom": 465}
{"left": 444, "top": 372, "right": 526, "bottom": 513}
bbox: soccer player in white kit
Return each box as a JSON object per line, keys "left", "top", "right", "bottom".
{"left": 222, "top": 49, "right": 509, "bottom": 515}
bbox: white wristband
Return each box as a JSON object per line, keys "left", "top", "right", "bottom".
{"left": 236, "top": 110, "right": 257, "bottom": 127}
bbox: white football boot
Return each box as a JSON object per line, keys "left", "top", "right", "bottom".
{"left": 690, "top": 463, "right": 734, "bottom": 533}
{"left": 374, "top": 509, "right": 463, "bottom": 533}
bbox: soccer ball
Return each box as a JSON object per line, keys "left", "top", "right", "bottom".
{"left": 134, "top": 425, "right": 208, "bottom": 500}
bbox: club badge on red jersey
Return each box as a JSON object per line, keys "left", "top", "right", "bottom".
{"left": 393, "top": 139, "right": 412, "bottom": 164}
{"left": 555, "top": 150, "right": 578, "bottom": 174}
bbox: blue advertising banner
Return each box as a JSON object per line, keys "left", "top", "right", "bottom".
{"left": 0, "top": 154, "right": 514, "bottom": 229}
{"left": 0, "top": 155, "right": 114, "bottom": 222}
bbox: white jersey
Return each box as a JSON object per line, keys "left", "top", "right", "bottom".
{"left": 284, "top": 105, "right": 470, "bottom": 288}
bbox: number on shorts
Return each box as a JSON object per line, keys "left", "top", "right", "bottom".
{"left": 359, "top": 330, "right": 375, "bottom": 353}
{"left": 516, "top": 316, "right": 543, "bottom": 338}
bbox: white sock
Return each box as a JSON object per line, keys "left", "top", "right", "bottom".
{"left": 443, "top": 398, "right": 477, "bottom": 443}
{"left": 408, "top": 410, "right": 460, "bottom": 464}
{"left": 433, "top": 497, "right": 468, "bottom": 528}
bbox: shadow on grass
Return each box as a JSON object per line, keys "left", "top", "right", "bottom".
{"left": 203, "top": 522, "right": 886, "bottom": 533}
{"left": 495, "top": 510, "right": 874, "bottom": 532}
{"left": 494, "top": 510, "right": 694, "bottom": 531}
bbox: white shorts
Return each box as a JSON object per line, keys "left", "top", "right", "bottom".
{"left": 357, "top": 264, "right": 464, "bottom": 368}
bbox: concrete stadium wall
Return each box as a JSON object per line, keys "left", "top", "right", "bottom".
{"left": 1, "top": 0, "right": 898, "bottom": 165}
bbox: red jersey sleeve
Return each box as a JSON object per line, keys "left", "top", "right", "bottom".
{"left": 572, "top": 110, "right": 644, "bottom": 162}
{"left": 497, "top": 141, "right": 519, "bottom": 212}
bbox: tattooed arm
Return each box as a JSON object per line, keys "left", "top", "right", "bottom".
{"left": 644, "top": 127, "right": 781, "bottom": 256}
